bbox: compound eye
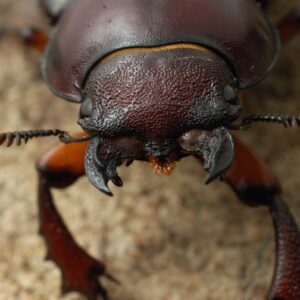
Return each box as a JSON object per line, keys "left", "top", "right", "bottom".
{"left": 224, "top": 85, "right": 239, "bottom": 106}
{"left": 80, "top": 97, "right": 93, "bottom": 119}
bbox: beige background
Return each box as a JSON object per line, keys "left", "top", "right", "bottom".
{"left": 0, "top": 1, "right": 299, "bottom": 299}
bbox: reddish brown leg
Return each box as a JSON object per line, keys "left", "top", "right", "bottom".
{"left": 277, "top": 5, "right": 300, "bottom": 45}
{"left": 222, "top": 136, "right": 300, "bottom": 300}
{"left": 37, "top": 136, "right": 115, "bottom": 300}
{"left": 21, "top": 28, "right": 49, "bottom": 52}
{"left": 1, "top": 0, "right": 69, "bottom": 52}
{"left": 39, "top": 0, "right": 75, "bottom": 25}
{"left": 0, "top": 26, "right": 48, "bottom": 53}
{"left": 256, "top": 0, "right": 270, "bottom": 10}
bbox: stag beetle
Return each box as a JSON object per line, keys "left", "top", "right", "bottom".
{"left": 0, "top": 0, "right": 300, "bottom": 299}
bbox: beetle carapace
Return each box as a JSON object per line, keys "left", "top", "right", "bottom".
{"left": 40, "top": 0, "right": 279, "bottom": 193}
{"left": 1, "top": 0, "right": 298, "bottom": 193}
{"left": 43, "top": 0, "right": 279, "bottom": 102}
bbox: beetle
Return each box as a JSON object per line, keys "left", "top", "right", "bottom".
{"left": 0, "top": 0, "right": 300, "bottom": 299}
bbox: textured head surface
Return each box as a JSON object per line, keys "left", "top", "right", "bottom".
{"left": 80, "top": 46, "right": 239, "bottom": 147}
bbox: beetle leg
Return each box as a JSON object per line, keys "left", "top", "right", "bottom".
{"left": 256, "top": 0, "right": 270, "bottom": 10}
{"left": 37, "top": 136, "right": 114, "bottom": 300}
{"left": 1, "top": 1, "right": 72, "bottom": 51}
{"left": 277, "top": 5, "right": 300, "bottom": 45}
{"left": 0, "top": 26, "right": 48, "bottom": 53}
{"left": 221, "top": 136, "right": 300, "bottom": 300}
{"left": 39, "top": 0, "right": 75, "bottom": 25}
{"left": 20, "top": 27, "right": 49, "bottom": 52}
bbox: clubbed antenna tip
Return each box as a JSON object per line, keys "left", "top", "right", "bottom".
{"left": 0, "top": 129, "right": 95, "bottom": 147}
{"left": 231, "top": 114, "right": 300, "bottom": 130}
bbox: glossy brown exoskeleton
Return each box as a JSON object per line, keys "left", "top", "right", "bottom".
{"left": 42, "top": 0, "right": 281, "bottom": 191}
{"left": 0, "top": 0, "right": 300, "bottom": 299}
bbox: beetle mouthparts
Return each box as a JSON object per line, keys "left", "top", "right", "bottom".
{"left": 84, "top": 136, "right": 145, "bottom": 195}
{"left": 85, "top": 136, "right": 120, "bottom": 196}
{"left": 148, "top": 155, "right": 176, "bottom": 175}
{"left": 178, "top": 127, "right": 234, "bottom": 183}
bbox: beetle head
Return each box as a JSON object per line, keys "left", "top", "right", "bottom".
{"left": 79, "top": 45, "right": 241, "bottom": 194}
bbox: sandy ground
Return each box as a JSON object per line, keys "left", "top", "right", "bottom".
{"left": 0, "top": 1, "right": 299, "bottom": 300}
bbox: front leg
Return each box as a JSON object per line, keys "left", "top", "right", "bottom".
{"left": 39, "top": 0, "right": 75, "bottom": 24}
{"left": 223, "top": 136, "right": 300, "bottom": 300}
{"left": 0, "top": 0, "right": 73, "bottom": 52}
{"left": 256, "top": 0, "right": 270, "bottom": 10}
{"left": 37, "top": 136, "right": 116, "bottom": 300}
{"left": 277, "top": 5, "right": 300, "bottom": 45}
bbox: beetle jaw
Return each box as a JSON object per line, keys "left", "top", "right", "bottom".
{"left": 84, "top": 127, "right": 234, "bottom": 195}
{"left": 177, "top": 127, "right": 234, "bottom": 183}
